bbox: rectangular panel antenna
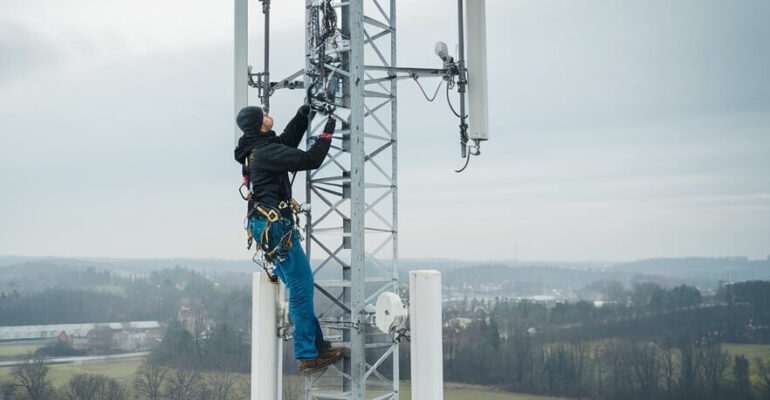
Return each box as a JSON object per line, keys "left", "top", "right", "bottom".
{"left": 466, "top": 0, "right": 489, "bottom": 141}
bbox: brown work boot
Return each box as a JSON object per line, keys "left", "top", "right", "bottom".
{"left": 298, "top": 346, "right": 351, "bottom": 375}
{"left": 318, "top": 339, "right": 332, "bottom": 352}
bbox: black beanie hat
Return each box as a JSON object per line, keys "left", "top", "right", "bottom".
{"left": 236, "top": 106, "right": 264, "bottom": 135}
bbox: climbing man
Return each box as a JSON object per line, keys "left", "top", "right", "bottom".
{"left": 234, "top": 104, "right": 349, "bottom": 374}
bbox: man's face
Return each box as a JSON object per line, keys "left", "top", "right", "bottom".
{"left": 261, "top": 112, "right": 274, "bottom": 132}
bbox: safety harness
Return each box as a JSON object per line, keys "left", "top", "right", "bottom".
{"left": 241, "top": 158, "right": 305, "bottom": 282}
{"left": 247, "top": 199, "right": 300, "bottom": 255}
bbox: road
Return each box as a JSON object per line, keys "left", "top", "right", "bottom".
{"left": 0, "top": 351, "right": 149, "bottom": 368}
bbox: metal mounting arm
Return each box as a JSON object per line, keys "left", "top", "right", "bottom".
{"left": 364, "top": 65, "right": 449, "bottom": 78}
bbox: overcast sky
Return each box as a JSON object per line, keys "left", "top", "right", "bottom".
{"left": 1, "top": 0, "right": 768, "bottom": 262}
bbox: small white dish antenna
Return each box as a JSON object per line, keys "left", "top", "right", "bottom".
{"left": 434, "top": 41, "right": 450, "bottom": 61}
{"left": 375, "top": 292, "right": 408, "bottom": 334}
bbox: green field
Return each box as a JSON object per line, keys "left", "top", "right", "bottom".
{"left": 0, "top": 358, "right": 143, "bottom": 387}
{"left": 0, "top": 344, "right": 40, "bottom": 358}
{"left": 722, "top": 343, "right": 770, "bottom": 361}
{"left": 398, "top": 383, "right": 572, "bottom": 400}
{"left": 47, "top": 358, "right": 143, "bottom": 387}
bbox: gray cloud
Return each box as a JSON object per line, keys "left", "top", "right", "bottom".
{"left": 0, "top": 22, "right": 59, "bottom": 84}
{"left": 0, "top": 0, "right": 768, "bottom": 260}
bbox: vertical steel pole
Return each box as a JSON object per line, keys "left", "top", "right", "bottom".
{"left": 349, "top": 0, "right": 367, "bottom": 398}
{"left": 390, "top": 0, "right": 400, "bottom": 397}
{"left": 302, "top": 6, "right": 313, "bottom": 398}
{"left": 234, "top": 0, "right": 248, "bottom": 145}
{"left": 457, "top": 0, "right": 468, "bottom": 158}
{"left": 340, "top": 1, "right": 353, "bottom": 394}
{"left": 304, "top": 0, "right": 313, "bottom": 262}
{"left": 262, "top": 0, "right": 271, "bottom": 111}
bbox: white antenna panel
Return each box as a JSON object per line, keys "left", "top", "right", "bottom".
{"left": 466, "top": 0, "right": 489, "bottom": 141}
{"left": 375, "top": 292, "right": 408, "bottom": 334}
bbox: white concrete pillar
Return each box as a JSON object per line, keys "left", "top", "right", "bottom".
{"left": 252, "top": 272, "right": 281, "bottom": 400}
{"left": 409, "top": 270, "right": 444, "bottom": 400}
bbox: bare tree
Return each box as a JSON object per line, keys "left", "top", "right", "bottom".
{"left": 733, "top": 355, "right": 752, "bottom": 400}
{"left": 64, "top": 374, "right": 127, "bottom": 400}
{"left": 595, "top": 343, "right": 604, "bottom": 398}
{"left": 756, "top": 358, "right": 770, "bottom": 400}
{"left": 192, "top": 300, "right": 207, "bottom": 356}
{"left": 64, "top": 374, "right": 101, "bottom": 400}
{"left": 604, "top": 340, "right": 633, "bottom": 397}
{"left": 660, "top": 347, "right": 680, "bottom": 399}
{"left": 1, "top": 383, "right": 18, "bottom": 400}
{"left": 679, "top": 341, "right": 699, "bottom": 397}
{"left": 97, "top": 379, "right": 127, "bottom": 400}
{"left": 282, "top": 376, "right": 305, "bottom": 400}
{"left": 238, "top": 379, "right": 251, "bottom": 400}
{"left": 11, "top": 356, "right": 53, "bottom": 400}
{"left": 700, "top": 344, "right": 730, "bottom": 400}
{"left": 195, "top": 386, "right": 212, "bottom": 400}
{"left": 627, "top": 342, "right": 659, "bottom": 397}
{"left": 164, "top": 365, "right": 202, "bottom": 400}
{"left": 207, "top": 370, "right": 236, "bottom": 400}
{"left": 572, "top": 340, "right": 589, "bottom": 389}
{"left": 133, "top": 360, "right": 168, "bottom": 400}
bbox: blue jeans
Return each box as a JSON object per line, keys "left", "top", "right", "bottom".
{"left": 250, "top": 216, "right": 325, "bottom": 360}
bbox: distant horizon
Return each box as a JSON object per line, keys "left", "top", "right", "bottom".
{"left": 1, "top": 252, "right": 767, "bottom": 266}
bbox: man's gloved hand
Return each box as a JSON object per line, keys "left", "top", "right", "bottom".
{"left": 320, "top": 116, "right": 335, "bottom": 140}
{"left": 307, "top": 116, "right": 335, "bottom": 146}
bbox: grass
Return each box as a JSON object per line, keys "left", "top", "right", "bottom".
{"left": 0, "top": 358, "right": 143, "bottom": 387}
{"left": 47, "top": 358, "right": 143, "bottom": 386}
{"left": 0, "top": 356, "right": 572, "bottom": 400}
{"left": 290, "top": 377, "right": 574, "bottom": 400}
{"left": 0, "top": 344, "right": 40, "bottom": 358}
{"left": 722, "top": 343, "right": 770, "bottom": 361}
{"left": 398, "top": 383, "right": 574, "bottom": 400}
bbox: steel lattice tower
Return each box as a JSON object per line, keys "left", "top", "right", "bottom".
{"left": 302, "top": 0, "right": 400, "bottom": 398}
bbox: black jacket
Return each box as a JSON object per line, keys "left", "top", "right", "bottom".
{"left": 234, "top": 108, "right": 331, "bottom": 207}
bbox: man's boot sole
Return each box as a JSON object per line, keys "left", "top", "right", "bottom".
{"left": 300, "top": 348, "right": 349, "bottom": 375}
{"left": 301, "top": 365, "right": 329, "bottom": 376}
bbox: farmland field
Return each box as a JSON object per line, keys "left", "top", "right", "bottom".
{"left": 0, "top": 343, "right": 40, "bottom": 358}
{"left": 722, "top": 343, "right": 770, "bottom": 361}
{"left": 398, "top": 383, "right": 573, "bottom": 400}
{"left": 0, "top": 358, "right": 143, "bottom": 387}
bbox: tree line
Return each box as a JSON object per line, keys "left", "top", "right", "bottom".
{"left": 0, "top": 267, "right": 250, "bottom": 333}
{"left": 422, "top": 280, "right": 770, "bottom": 399}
